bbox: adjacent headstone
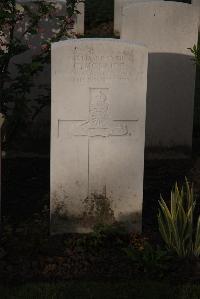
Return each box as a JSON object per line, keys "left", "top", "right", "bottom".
{"left": 192, "top": 0, "right": 200, "bottom": 29}
{"left": 122, "top": 2, "right": 199, "bottom": 150}
{"left": 51, "top": 39, "right": 148, "bottom": 234}
{"left": 192, "top": 0, "right": 200, "bottom": 7}
{"left": 114, "top": 0, "right": 162, "bottom": 36}
{"left": 72, "top": 1, "right": 85, "bottom": 36}
{"left": 114, "top": 0, "right": 132, "bottom": 36}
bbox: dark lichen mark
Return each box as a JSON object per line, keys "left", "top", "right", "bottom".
{"left": 52, "top": 186, "right": 115, "bottom": 229}
{"left": 82, "top": 186, "right": 115, "bottom": 226}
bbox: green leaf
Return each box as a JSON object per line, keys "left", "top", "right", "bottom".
{"left": 158, "top": 178, "right": 197, "bottom": 258}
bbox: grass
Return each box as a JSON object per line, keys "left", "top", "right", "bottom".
{"left": 1, "top": 281, "right": 200, "bottom": 299}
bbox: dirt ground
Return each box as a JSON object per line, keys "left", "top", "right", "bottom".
{"left": 1, "top": 155, "right": 194, "bottom": 230}
{"left": 1, "top": 150, "right": 199, "bottom": 283}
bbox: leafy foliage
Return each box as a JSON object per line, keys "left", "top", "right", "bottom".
{"left": 0, "top": 0, "right": 83, "bottom": 144}
{"left": 158, "top": 179, "right": 200, "bottom": 258}
{"left": 189, "top": 44, "right": 200, "bottom": 67}
{"left": 67, "top": 0, "right": 84, "bottom": 17}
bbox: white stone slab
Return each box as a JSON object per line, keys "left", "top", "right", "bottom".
{"left": 114, "top": 0, "right": 163, "bottom": 36}
{"left": 192, "top": 0, "right": 200, "bottom": 29}
{"left": 51, "top": 39, "right": 148, "bottom": 234}
{"left": 193, "top": 0, "right": 200, "bottom": 6}
{"left": 73, "top": 1, "right": 85, "bottom": 36}
{"left": 122, "top": 2, "right": 199, "bottom": 150}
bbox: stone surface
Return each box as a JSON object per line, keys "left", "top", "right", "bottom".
{"left": 192, "top": 0, "right": 200, "bottom": 29}
{"left": 192, "top": 0, "right": 200, "bottom": 6}
{"left": 72, "top": 1, "right": 84, "bottom": 36}
{"left": 114, "top": 0, "right": 162, "bottom": 36}
{"left": 51, "top": 39, "right": 148, "bottom": 234}
{"left": 122, "top": 1, "right": 199, "bottom": 150}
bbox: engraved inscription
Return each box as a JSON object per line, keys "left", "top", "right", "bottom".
{"left": 73, "top": 47, "right": 135, "bottom": 82}
{"left": 72, "top": 88, "right": 128, "bottom": 137}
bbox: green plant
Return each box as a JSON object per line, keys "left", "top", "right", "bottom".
{"left": 189, "top": 43, "right": 200, "bottom": 67}
{"left": 0, "top": 0, "right": 82, "bottom": 144}
{"left": 158, "top": 179, "right": 200, "bottom": 258}
{"left": 67, "top": 0, "right": 84, "bottom": 18}
{"left": 125, "top": 242, "right": 171, "bottom": 277}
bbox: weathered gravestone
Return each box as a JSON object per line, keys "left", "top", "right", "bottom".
{"left": 192, "top": 0, "right": 200, "bottom": 7}
{"left": 192, "top": 0, "right": 200, "bottom": 28}
{"left": 122, "top": 2, "right": 199, "bottom": 151}
{"left": 114, "top": 0, "right": 163, "bottom": 37}
{"left": 65, "top": 0, "right": 85, "bottom": 36}
{"left": 51, "top": 39, "right": 148, "bottom": 234}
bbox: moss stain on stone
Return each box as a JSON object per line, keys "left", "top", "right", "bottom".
{"left": 82, "top": 185, "right": 115, "bottom": 226}
{"left": 52, "top": 185, "right": 116, "bottom": 231}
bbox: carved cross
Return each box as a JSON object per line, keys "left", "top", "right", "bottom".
{"left": 58, "top": 88, "right": 138, "bottom": 196}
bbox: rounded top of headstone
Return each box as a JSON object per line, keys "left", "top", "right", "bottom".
{"left": 51, "top": 38, "right": 147, "bottom": 51}
{"left": 122, "top": 1, "right": 199, "bottom": 54}
{"left": 123, "top": 1, "right": 196, "bottom": 13}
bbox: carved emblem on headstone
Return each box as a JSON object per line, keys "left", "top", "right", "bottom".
{"left": 73, "top": 88, "right": 128, "bottom": 137}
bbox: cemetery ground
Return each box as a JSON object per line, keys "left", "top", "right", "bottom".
{"left": 1, "top": 149, "right": 200, "bottom": 298}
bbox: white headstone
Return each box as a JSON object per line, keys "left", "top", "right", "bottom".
{"left": 72, "top": 1, "right": 85, "bottom": 36}
{"left": 122, "top": 2, "right": 199, "bottom": 150}
{"left": 51, "top": 39, "right": 148, "bottom": 234}
{"left": 114, "top": 0, "right": 163, "bottom": 36}
{"left": 192, "top": 0, "right": 200, "bottom": 6}
{"left": 192, "top": 0, "right": 200, "bottom": 29}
